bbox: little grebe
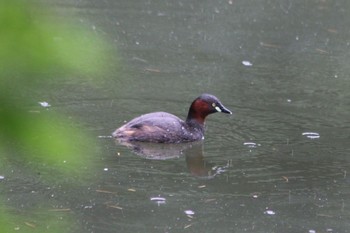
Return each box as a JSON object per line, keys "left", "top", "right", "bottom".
{"left": 112, "top": 94, "right": 232, "bottom": 143}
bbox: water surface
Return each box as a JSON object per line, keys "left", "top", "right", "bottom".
{"left": 2, "top": 0, "right": 350, "bottom": 232}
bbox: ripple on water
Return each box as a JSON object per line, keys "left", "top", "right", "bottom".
{"left": 150, "top": 197, "right": 166, "bottom": 205}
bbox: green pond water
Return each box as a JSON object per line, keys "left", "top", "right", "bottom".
{"left": 2, "top": 0, "right": 350, "bottom": 232}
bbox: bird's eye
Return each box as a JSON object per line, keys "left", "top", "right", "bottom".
{"left": 212, "top": 102, "right": 221, "bottom": 112}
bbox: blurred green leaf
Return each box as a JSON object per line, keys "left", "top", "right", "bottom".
{"left": 0, "top": 0, "right": 106, "bottom": 81}
{"left": 0, "top": 0, "right": 105, "bottom": 176}
{"left": 0, "top": 0, "right": 112, "bottom": 232}
{"left": 0, "top": 107, "right": 94, "bottom": 176}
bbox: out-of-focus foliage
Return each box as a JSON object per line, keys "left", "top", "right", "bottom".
{"left": 0, "top": 0, "right": 110, "bottom": 232}
{"left": 0, "top": 0, "right": 106, "bottom": 174}
{"left": 0, "top": 0, "right": 105, "bottom": 80}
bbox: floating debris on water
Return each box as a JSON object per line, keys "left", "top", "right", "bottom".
{"left": 184, "top": 210, "right": 195, "bottom": 215}
{"left": 282, "top": 176, "right": 289, "bottom": 182}
{"left": 38, "top": 101, "right": 51, "bottom": 108}
{"left": 302, "top": 132, "right": 320, "bottom": 139}
{"left": 260, "top": 42, "right": 281, "bottom": 48}
{"left": 242, "top": 60, "right": 253, "bottom": 67}
{"left": 108, "top": 205, "right": 123, "bottom": 210}
{"left": 0, "top": 175, "right": 4, "bottom": 180}
{"left": 49, "top": 208, "right": 71, "bottom": 212}
{"left": 96, "top": 189, "right": 116, "bottom": 194}
{"left": 264, "top": 209, "right": 276, "bottom": 215}
{"left": 24, "top": 222, "right": 36, "bottom": 228}
{"left": 103, "top": 168, "right": 109, "bottom": 171}
{"left": 184, "top": 209, "right": 195, "bottom": 219}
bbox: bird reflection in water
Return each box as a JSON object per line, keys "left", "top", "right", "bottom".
{"left": 115, "top": 140, "right": 228, "bottom": 178}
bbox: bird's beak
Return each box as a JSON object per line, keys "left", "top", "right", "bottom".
{"left": 216, "top": 103, "right": 232, "bottom": 114}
